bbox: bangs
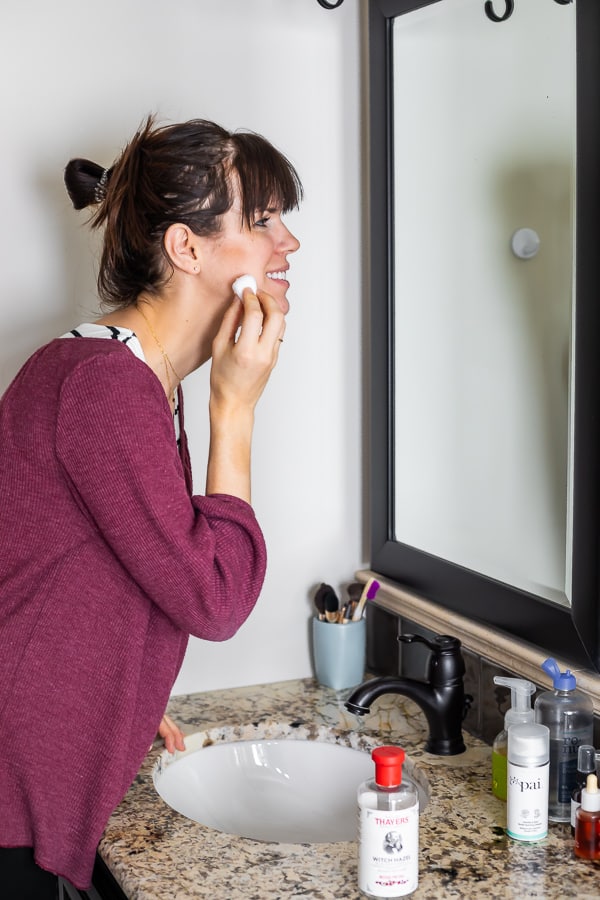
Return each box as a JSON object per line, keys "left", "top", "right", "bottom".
{"left": 231, "top": 132, "right": 303, "bottom": 227}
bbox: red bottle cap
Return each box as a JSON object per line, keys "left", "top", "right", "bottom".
{"left": 372, "top": 746, "right": 405, "bottom": 786}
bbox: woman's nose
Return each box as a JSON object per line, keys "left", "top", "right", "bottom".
{"left": 282, "top": 225, "right": 300, "bottom": 254}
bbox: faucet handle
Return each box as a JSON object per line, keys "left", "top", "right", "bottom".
{"left": 399, "top": 633, "right": 459, "bottom": 651}
{"left": 398, "top": 633, "right": 465, "bottom": 685}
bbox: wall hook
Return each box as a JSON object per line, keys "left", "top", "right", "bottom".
{"left": 317, "top": 0, "right": 344, "bottom": 8}
{"left": 484, "top": 0, "right": 514, "bottom": 21}
{"left": 485, "top": 0, "right": 571, "bottom": 22}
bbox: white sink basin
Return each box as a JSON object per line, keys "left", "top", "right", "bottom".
{"left": 153, "top": 730, "right": 427, "bottom": 843}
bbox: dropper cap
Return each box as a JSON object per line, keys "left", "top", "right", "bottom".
{"left": 577, "top": 745, "right": 596, "bottom": 778}
{"left": 581, "top": 774, "right": 600, "bottom": 812}
{"left": 541, "top": 657, "right": 576, "bottom": 691}
{"left": 494, "top": 676, "right": 535, "bottom": 728}
{"left": 372, "top": 746, "right": 405, "bottom": 787}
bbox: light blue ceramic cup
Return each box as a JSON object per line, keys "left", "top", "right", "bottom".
{"left": 312, "top": 617, "right": 367, "bottom": 690}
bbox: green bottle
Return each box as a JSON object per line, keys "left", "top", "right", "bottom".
{"left": 492, "top": 676, "right": 535, "bottom": 801}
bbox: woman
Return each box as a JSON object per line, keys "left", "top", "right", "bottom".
{"left": 0, "top": 116, "right": 302, "bottom": 897}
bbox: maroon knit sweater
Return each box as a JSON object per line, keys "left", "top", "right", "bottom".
{"left": 0, "top": 338, "right": 267, "bottom": 888}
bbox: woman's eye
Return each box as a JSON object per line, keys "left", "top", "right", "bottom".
{"left": 253, "top": 215, "right": 271, "bottom": 228}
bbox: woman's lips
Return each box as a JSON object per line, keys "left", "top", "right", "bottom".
{"left": 265, "top": 271, "right": 290, "bottom": 313}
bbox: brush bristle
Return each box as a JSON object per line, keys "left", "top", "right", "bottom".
{"left": 366, "top": 579, "right": 380, "bottom": 600}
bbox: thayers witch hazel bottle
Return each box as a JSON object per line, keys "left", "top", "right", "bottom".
{"left": 534, "top": 658, "right": 594, "bottom": 822}
{"left": 492, "top": 676, "right": 535, "bottom": 801}
{"left": 358, "top": 746, "right": 419, "bottom": 898}
{"left": 507, "top": 722, "right": 549, "bottom": 842}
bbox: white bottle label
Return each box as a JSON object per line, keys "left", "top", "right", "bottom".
{"left": 507, "top": 761, "right": 549, "bottom": 841}
{"left": 571, "top": 796, "right": 580, "bottom": 829}
{"left": 358, "top": 804, "right": 419, "bottom": 897}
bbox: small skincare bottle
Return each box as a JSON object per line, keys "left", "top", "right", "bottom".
{"left": 357, "top": 746, "right": 419, "bottom": 898}
{"left": 507, "top": 722, "right": 550, "bottom": 842}
{"left": 574, "top": 773, "right": 600, "bottom": 860}
{"left": 570, "top": 745, "right": 596, "bottom": 835}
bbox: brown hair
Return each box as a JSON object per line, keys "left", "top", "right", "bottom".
{"left": 64, "top": 117, "right": 303, "bottom": 308}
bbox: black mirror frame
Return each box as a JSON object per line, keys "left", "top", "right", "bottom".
{"left": 369, "top": 0, "right": 600, "bottom": 670}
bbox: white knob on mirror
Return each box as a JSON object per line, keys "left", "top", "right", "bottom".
{"left": 511, "top": 227, "right": 540, "bottom": 259}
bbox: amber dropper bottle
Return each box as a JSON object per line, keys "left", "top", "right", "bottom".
{"left": 574, "top": 773, "right": 600, "bottom": 860}
{"left": 570, "top": 745, "right": 596, "bottom": 835}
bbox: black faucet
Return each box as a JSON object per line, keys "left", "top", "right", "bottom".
{"left": 345, "top": 633, "right": 468, "bottom": 756}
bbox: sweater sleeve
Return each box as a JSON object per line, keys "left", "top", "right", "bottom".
{"left": 54, "top": 351, "right": 267, "bottom": 640}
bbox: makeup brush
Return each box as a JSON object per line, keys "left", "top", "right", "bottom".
{"left": 314, "top": 583, "right": 339, "bottom": 623}
{"left": 322, "top": 584, "right": 340, "bottom": 623}
{"left": 346, "top": 582, "right": 363, "bottom": 618}
{"left": 351, "top": 577, "right": 380, "bottom": 621}
{"left": 339, "top": 602, "right": 352, "bottom": 624}
{"left": 313, "top": 583, "right": 327, "bottom": 621}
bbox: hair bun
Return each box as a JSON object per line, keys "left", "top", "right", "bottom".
{"left": 64, "top": 158, "right": 110, "bottom": 210}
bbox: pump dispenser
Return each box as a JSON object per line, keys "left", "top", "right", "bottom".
{"left": 357, "top": 746, "right": 419, "bottom": 897}
{"left": 492, "top": 677, "right": 535, "bottom": 801}
{"left": 534, "top": 658, "right": 594, "bottom": 822}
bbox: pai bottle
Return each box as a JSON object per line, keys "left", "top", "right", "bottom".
{"left": 507, "top": 722, "right": 549, "bottom": 842}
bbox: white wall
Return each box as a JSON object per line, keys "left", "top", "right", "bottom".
{"left": 0, "top": 0, "right": 365, "bottom": 693}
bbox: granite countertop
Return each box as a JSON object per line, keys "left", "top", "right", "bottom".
{"left": 99, "top": 678, "right": 600, "bottom": 899}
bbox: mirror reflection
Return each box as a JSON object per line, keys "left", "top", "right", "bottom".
{"left": 391, "top": 0, "right": 576, "bottom": 606}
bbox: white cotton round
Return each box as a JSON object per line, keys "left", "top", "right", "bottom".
{"left": 232, "top": 275, "right": 258, "bottom": 299}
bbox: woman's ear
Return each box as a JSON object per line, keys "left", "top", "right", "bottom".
{"left": 163, "top": 223, "right": 201, "bottom": 274}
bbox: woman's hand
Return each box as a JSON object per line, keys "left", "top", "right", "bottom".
{"left": 210, "top": 288, "right": 285, "bottom": 414}
{"left": 158, "top": 714, "right": 186, "bottom": 754}
{"left": 206, "top": 288, "right": 285, "bottom": 502}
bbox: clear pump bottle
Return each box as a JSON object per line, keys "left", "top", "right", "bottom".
{"left": 534, "top": 658, "right": 594, "bottom": 822}
{"left": 492, "top": 677, "right": 535, "bottom": 801}
{"left": 357, "top": 746, "right": 419, "bottom": 898}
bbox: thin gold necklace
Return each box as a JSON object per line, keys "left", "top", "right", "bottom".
{"left": 136, "top": 304, "right": 183, "bottom": 398}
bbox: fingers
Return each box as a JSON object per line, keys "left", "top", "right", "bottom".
{"left": 237, "top": 288, "right": 285, "bottom": 349}
{"left": 213, "top": 288, "right": 284, "bottom": 359}
{"left": 158, "top": 714, "right": 186, "bottom": 754}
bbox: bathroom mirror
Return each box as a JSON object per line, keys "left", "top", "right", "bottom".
{"left": 369, "top": 0, "right": 600, "bottom": 669}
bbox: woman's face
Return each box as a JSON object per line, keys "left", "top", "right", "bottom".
{"left": 199, "top": 188, "right": 301, "bottom": 316}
